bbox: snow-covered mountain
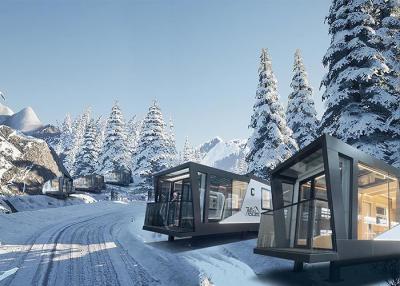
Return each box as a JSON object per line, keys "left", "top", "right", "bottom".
{"left": 4, "top": 106, "right": 43, "bottom": 132}
{"left": 0, "top": 125, "right": 68, "bottom": 195}
{"left": 196, "top": 137, "right": 248, "bottom": 174}
{"left": 0, "top": 103, "right": 14, "bottom": 124}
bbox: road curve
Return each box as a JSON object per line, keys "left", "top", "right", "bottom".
{"left": 1, "top": 203, "right": 159, "bottom": 286}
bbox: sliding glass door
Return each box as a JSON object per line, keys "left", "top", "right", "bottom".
{"left": 295, "top": 173, "right": 333, "bottom": 250}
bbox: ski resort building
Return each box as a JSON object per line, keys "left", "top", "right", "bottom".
{"left": 74, "top": 174, "right": 105, "bottom": 193}
{"left": 143, "top": 162, "right": 270, "bottom": 240}
{"left": 42, "top": 176, "right": 74, "bottom": 198}
{"left": 254, "top": 134, "right": 400, "bottom": 281}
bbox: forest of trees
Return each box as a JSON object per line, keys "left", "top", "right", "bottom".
{"left": 55, "top": 0, "right": 399, "bottom": 189}
{"left": 246, "top": 0, "right": 400, "bottom": 179}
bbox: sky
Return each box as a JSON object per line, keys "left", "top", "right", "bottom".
{"left": 0, "top": 0, "right": 331, "bottom": 149}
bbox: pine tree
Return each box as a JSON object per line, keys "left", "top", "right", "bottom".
{"left": 378, "top": 0, "right": 400, "bottom": 166}
{"left": 98, "top": 102, "right": 130, "bottom": 174}
{"left": 246, "top": 49, "right": 298, "bottom": 179}
{"left": 181, "top": 137, "right": 195, "bottom": 162}
{"left": 126, "top": 115, "right": 142, "bottom": 159}
{"left": 63, "top": 108, "right": 91, "bottom": 175}
{"left": 320, "top": 0, "right": 397, "bottom": 161}
{"left": 56, "top": 113, "right": 73, "bottom": 155}
{"left": 165, "top": 118, "right": 178, "bottom": 166}
{"left": 93, "top": 116, "right": 106, "bottom": 169}
{"left": 132, "top": 101, "right": 172, "bottom": 198}
{"left": 286, "top": 49, "right": 319, "bottom": 149}
{"left": 74, "top": 118, "right": 98, "bottom": 176}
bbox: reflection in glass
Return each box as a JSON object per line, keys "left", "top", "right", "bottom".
{"left": 358, "top": 163, "right": 399, "bottom": 239}
{"left": 208, "top": 175, "right": 233, "bottom": 221}
{"left": 314, "top": 174, "right": 327, "bottom": 200}
{"left": 282, "top": 183, "right": 294, "bottom": 206}
{"left": 312, "top": 200, "right": 333, "bottom": 249}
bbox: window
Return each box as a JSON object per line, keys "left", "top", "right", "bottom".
{"left": 357, "top": 163, "right": 399, "bottom": 239}
{"left": 232, "top": 180, "right": 248, "bottom": 210}
{"left": 262, "top": 187, "right": 272, "bottom": 210}
{"left": 198, "top": 172, "right": 207, "bottom": 222}
{"left": 339, "top": 156, "right": 351, "bottom": 237}
{"left": 208, "top": 175, "right": 232, "bottom": 221}
{"left": 282, "top": 183, "right": 294, "bottom": 206}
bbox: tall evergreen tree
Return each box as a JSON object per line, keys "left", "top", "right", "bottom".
{"left": 56, "top": 113, "right": 73, "bottom": 155}
{"left": 378, "top": 0, "right": 400, "bottom": 166}
{"left": 320, "top": 0, "right": 397, "bottom": 161}
{"left": 98, "top": 102, "right": 130, "bottom": 174}
{"left": 74, "top": 118, "right": 98, "bottom": 176}
{"left": 286, "top": 49, "right": 319, "bottom": 149}
{"left": 63, "top": 108, "right": 91, "bottom": 175}
{"left": 126, "top": 115, "right": 142, "bottom": 159}
{"left": 165, "top": 118, "right": 178, "bottom": 166}
{"left": 181, "top": 137, "right": 195, "bottom": 163}
{"left": 132, "top": 101, "right": 172, "bottom": 198}
{"left": 93, "top": 116, "right": 106, "bottom": 169}
{"left": 246, "top": 49, "right": 298, "bottom": 179}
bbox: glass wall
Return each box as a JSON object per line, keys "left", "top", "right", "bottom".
{"left": 232, "top": 180, "right": 248, "bottom": 211}
{"left": 339, "top": 156, "right": 352, "bottom": 237}
{"left": 208, "top": 175, "right": 233, "bottom": 221}
{"left": 358, "top": 163, "right": 400, "bottom": 239}
{"left": 262, "top": 187, "right": 272, "bottom": 210}
{"left": 198, "top": 172, "right": 207, "bottom": 222}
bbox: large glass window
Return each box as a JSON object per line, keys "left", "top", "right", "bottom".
{"left": 282, "top": 183, "right": 294, "bottom": 206}
{"left": 262, "top": 188, "right": 272, "bottom": 210}
{"left": 198, "top": 172, "right": 207, "bottom": 222}
{"left": 358, "top": 163, "right": 399, "bottom": 239}
{"left": 232, "top": 180, "right": 248, "bottom": 211}
{"left": 339, "top": 156, "right": 352, "bottom": 237}
{"left": 208, "top": 175, "right": 233, "bottom": 221}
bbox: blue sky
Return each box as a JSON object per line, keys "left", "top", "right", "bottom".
{"left": 0, "top": 0, "right": 331, "bottom": 149}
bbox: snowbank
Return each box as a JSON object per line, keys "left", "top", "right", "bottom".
{"left": 4, "top": 194, "right": 97, "bottom": 212}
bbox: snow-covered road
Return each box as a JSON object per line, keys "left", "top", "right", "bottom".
{"left": 0, "top": 202, "right": 199, "bottom": 286}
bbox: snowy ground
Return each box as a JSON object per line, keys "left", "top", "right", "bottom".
{"left": 0, "top": 202, "right": 395, "bottom": 286}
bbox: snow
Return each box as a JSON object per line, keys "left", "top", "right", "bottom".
{"left": 3, "top": 194, "right": 96, "bottom": 212}
{"left": 3, "top": 107, "right": 43, "bottom": 132}
{"left": 0, "top": 201, "right": 397, "bottom": 285}
{"left": 0, "top": 104, "right": 14, "bottom": 116}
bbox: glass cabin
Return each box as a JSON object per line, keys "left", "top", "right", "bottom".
{"left": 254, "top": 135, "right": 400, "bottom": 280}
{"left": 74, "top": 174, "right": 105, "bottom": 193}
{"left": 143, "top": 162, "right": 270, "bottom": 239}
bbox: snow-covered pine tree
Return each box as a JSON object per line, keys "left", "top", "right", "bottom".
{"left": 74, "top": 118, "right": 98, "bottom": 176}
{"left": 126, "top": 115, "right": 142, "bottom": 159}
{"left": 63, "top": 108, "right": 91, "bottom": 175}
{"left": 246, "top": 48, "right": 298, "bottom": 179}
{"left": 378, "top": 0, "right": 400, "bottom": 166}
{"left": 132, "top": 101, "right": 172, "bottom": 198}
{"left": 98, "top": 102, "right": 130, "bottom": 174}
{"left": 286, "top": 49, "right": 319, "bottom": 149}
{"left": 55, "top": 113, "right": 73, "bottom": 155}
{"left": 165, "top": 118, "right": 178, "bottom": 166}
{"left": 320, "top": 0, "right": 397, "bottom": 161}
{"left": 181, "top": 137, "right": 195, "bottom": 162}
{"left": 93, "top": 116, "right": 106, "bottom": 168}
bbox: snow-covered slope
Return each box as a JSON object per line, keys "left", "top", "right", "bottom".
{"left": 197, "top": 137, "right": 248, "bottom": 174}
{"left": 0, "top": 125, "right": 67, "bottom": 195}
{"left": 4, "top": 107, "right": 43, "bottom": 132}
{"left": 0, "top": 103, "right": 14, "bottom": 124}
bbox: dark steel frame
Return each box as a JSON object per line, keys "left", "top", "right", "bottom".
{"left": 255, "top": 134, "right": 400, "bottom": 268}
{"left": 143, "top": 162, "right": 268, "bottom": 238}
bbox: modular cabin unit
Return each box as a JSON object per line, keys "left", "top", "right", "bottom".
{"left": 143, "top": 162, "right": 270, "bottom": 240}
{"left": 104, "top": 169, "right": 132, "bottom": 186}
{"left": 254, "top": 135, "right": 400, "bottom": 280}
{"left": 74, "top": 174, "right": 105, "bottom": 193}
{"left": 42, "top": 176, "right": 74, "bottom": 198}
